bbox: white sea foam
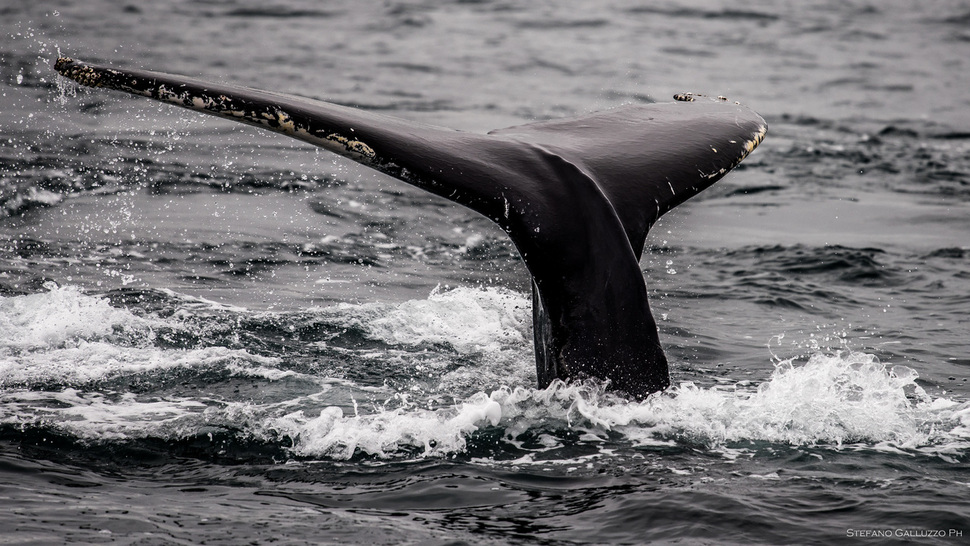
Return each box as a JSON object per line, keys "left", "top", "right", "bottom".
{"left": 622, "top": 352, "right": 950, "bottom": 448}
{"left": 0, "top": 284, "right": 149, "bottom": 350}
{"left": 0, "top": 285, "right": 286, "bottom": 387}
{"left": 318, "top": 285, "right": 535, "bottom": 392}
{"left": 0, "top": 341, "right": 286, "bottom": 387}
{"left": 333, "top": 285, "right": 530, "bottom": 354}
{"left": 244, "top": 351, "right": 969, "bottom": 460}
{"left": 0, "top": 388, "right": 209, "bottom": 441}
{"left": 266, "top": 391, "right": 503, "bottom": 459}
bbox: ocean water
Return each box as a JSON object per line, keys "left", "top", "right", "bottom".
{"left": 2, "top": 1, "right": 969, "bottom": 544}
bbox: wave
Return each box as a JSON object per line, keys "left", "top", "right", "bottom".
{"left": 1, "top": 285, "right": 966, "bottom": 464}
{"left": 2, "top": 352, "right": 964, "bottom": 462}
{"left": 265, "top": 352, "right": 968, "bottom": 461}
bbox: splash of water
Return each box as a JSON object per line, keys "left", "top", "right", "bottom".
{"left": 0, "top": 283, "right": 143, "bottom": 351}
{"left": 257, "top": 352, "right": 966, "bottom": 460}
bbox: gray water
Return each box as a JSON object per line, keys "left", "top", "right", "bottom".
{"left": 2, "top": 1, "right": 969, "bottom": 544}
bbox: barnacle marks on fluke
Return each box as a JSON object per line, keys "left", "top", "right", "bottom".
{"left": 57, "top": 56, "right": 190, "bottom": 100}
{"left": 56, "top": 56, "right": 157, "bottom": 95}
{"left": 55, "top": 56, "right": 163, "bottom": 100}
{"left": 55, "top": 57, "right": 111, "bottom": 88}
{"left": 54, "top": 57, "right": 379, "bottom": 162}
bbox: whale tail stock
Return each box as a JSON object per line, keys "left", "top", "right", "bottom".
{"left": 54, "top": 57, "right": 766, "bottom": 400}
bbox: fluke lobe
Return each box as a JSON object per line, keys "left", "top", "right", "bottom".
{"left": 54, "top": 57, "right": 766, "bottom": 400}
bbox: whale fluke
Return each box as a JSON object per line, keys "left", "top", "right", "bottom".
{"left": 54, "top": 57, "right": 766, "bottom": 399}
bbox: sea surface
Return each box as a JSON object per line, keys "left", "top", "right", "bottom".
{"left": 2, "top": 1, "right": 969, "bottom": 544}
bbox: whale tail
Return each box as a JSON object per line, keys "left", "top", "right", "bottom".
{"left": 54, "top": 57, "right": 766, "bottom": 399}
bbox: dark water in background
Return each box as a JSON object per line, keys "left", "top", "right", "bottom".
{"left": 2, "top": 1, "right": 970, "bottom": 544}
